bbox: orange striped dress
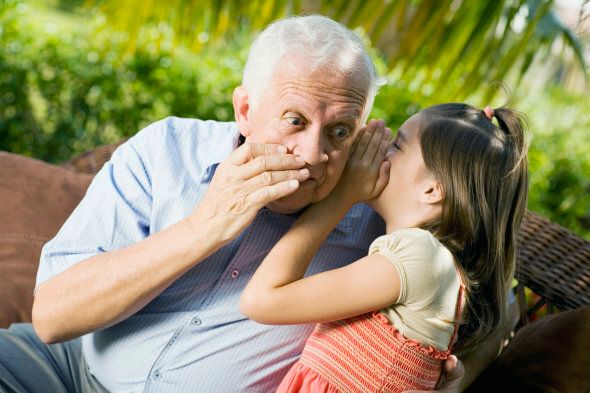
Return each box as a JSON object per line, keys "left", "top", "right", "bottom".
{"left": 276, "top": 287, "right": 464, "bottom": 393}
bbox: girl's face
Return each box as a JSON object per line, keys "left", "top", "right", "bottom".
{"left": 370, "top": 113, "right": 439, "bottom": 227}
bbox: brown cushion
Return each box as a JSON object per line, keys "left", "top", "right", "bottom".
{"left": 466, "top": 306, "right": 590, "bottom": 392}
{"left": 0, "top": 152, "right": 92, "bottom": 328}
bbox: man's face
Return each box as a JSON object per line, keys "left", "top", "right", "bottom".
{"left": 235, "top": 61, "right": 368, "bottom": 214}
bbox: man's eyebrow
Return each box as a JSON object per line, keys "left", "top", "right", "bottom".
{"left": 338, "top": 112, "right": 360, "bottom": 121}
{"left": 331, "top": 113, "right": 359, "bottom": 127}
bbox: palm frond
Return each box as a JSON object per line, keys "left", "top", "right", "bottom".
{"left": 91, "top": 0, "right": 588, "bottom": 101}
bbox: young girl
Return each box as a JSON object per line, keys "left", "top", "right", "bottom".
{"left": 240, "top": 104, "right": 529, "bottom": 393}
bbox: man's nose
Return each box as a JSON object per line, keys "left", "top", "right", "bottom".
{"left": 296, "top": 127, "right": 329, "bottom": 166}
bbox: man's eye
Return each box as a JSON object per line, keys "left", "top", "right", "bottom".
{"left": 331, "top": 127, "right": 350, "bottom": 140}
{"left": 285, "top": 117, "right": 305, "bottom": 126}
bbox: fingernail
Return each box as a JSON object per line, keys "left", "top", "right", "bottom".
{"left": 295, "top": 156, "right": 305, "bottom": 162}
{"left": 277, "top": 145, "right": 287, "bottom": 153}
{"left": 289, "top": 180, "right": 299, "bottom": 188}
{"left": 299, "top": 168, "right": 310, "bottom": 176}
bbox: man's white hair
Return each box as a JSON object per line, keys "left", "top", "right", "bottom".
{"left": 243, "top": 14, "right": 382, "bottom": 124}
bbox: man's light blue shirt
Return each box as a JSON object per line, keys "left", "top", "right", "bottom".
{"left": 37, "top": 117, "right": 385, "bottom": 393}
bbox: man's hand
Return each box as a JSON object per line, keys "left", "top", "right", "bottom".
{"left": 333, "top": 119, "right": 390, "bottom": 205}
{"left": 33, "top": 142, "right": 311, "bottom": 343}
{"left": 189, "top": 142, "right": 309, "bottom": 244}
{"left": 404, "top": 355, "right": 465, "bottom": 393}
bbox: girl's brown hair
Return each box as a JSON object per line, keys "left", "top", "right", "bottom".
{"left": 419, "top": 103, "right": 528, "bottom": 351}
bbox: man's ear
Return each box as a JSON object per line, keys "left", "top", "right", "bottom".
{"left": 233, "top": 85, "right": 251, "bottom": 137}
{"left": 419, "top": 178, "right": 444, "bottom": 205}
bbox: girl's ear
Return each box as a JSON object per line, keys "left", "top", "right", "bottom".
{"left": 419, "top": 179, "right": 444, "bottom": 205}
{"left": 233, "top": 85, "right": 251, "bottom": 137}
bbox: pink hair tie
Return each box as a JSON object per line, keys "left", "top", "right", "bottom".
{"left": 483, "top": 106, "right": 494, "bottom": 120}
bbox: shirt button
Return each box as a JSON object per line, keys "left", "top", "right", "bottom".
{"left": 153, "top": 370, "right": 162, "bottom": 380}
{"left": 231, "top": 270, "right": 239, "bottom": 278}
{"left": 191, "top": 317, "right": 202, "bottom": 326}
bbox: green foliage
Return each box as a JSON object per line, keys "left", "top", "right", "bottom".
{"left": 94, "top": 0, "right": 587, "bottom": 102}
{"left": 0, "top": 0, "right": 247, "bottom": 162}
{"left": 520, "top": 86, "right": 590, "bottom": 238}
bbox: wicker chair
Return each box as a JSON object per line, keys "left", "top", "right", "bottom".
{"left": 516, "top": 211, "right": 590, "bottom": 324}
{"left": 61, "top": 139, "right": 128, "bottom": 175}
{"left": 62, "top": 141, "right": 590, "bottom": 330}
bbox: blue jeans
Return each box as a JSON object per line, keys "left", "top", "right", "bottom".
{"left": 0, "top": 324, "right": 108, "bottom": 393}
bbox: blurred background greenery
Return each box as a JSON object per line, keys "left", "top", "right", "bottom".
{"left": 1, "top": 0, "right": 589, "bottom": 239}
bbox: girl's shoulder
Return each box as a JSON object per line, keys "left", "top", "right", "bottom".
{"left": 369, "top": 228, "right": 455, "bottom": 280}
{"left": 369, "top": 227, "right": 443, "bottom": 257}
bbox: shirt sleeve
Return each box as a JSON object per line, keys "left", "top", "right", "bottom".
{"left": 35, "top": 122, "right": 163, "bottom": 288}
{"left": 368, "top": 229, "right": 454, "bottom": 308}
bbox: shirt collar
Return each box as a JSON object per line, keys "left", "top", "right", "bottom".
{"left": 199, "top": 123, "right": 243, "bottom": 182}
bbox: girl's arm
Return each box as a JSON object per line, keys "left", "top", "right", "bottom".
{"left": 240, "top": 120, "right": 400, "bottom": 324}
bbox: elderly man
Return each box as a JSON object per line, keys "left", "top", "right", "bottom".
{"left": 0, "top": 15, "right": 508, "bottom": 393}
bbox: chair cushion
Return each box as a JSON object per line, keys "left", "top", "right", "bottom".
{"left": 466, "top": 306, "right": 590, "bottom": 392}
{"left": 0, "top": 152, "right": 92, "bottom": 328}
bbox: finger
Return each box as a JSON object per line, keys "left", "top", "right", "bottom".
{"left": 247, "top": 179, "right": 301, "bottom": 208}
{"left": 349, "top": 126, "right": 366, "bottom": 157}
{"left": 228, "top": 141, "right": 288, "bottom": 165}
{"left": 371, "top": 127, "right": 391, "bottom": 170}
{"left": 240, "top": 154, "right": 306, "bottom": 180}
{"left": 444, "top": 355, "right": 458, "bottom": 374}
{"left": 373, "top": 160, "right": 390, "bottom": 196}
{"left": 352, "top": 120, "right": 374, "bottom": 160}
{"left": 366, "top": 120, "right": 386, "bottom": 165}
{"left": 355, "top": 119, "right": 383, "bottom": 163}
{"left": 248, "top": 168, "right": 310, "bottom": 189}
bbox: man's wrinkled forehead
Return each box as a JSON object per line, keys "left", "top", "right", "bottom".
{"left": 273, "top": 66, "right": 368, "bottom": 119}
{"left": 276, "top": 78, "right": 366, "bottom": 105}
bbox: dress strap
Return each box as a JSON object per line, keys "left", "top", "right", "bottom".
{"left": 447, "top": 280, "right": 465, "bottom": 350}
